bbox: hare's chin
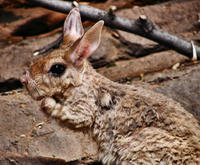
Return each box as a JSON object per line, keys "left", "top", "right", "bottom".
{"left": 30, "top": 93, "right": 44, "bottom": 101}
{"left": 27, "top": 89, "right": 45, "bottom": 100}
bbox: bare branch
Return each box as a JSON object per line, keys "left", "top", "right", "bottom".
{"left": 27, "top": 0, "right": 200, "bottom": 59}
{"left": 33, "top": 34, "right": 63, "bottom": 56}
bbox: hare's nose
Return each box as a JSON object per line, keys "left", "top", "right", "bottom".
{"left": 20, "top": 75, "right": 28, "bottom": 86}
{"left": 20, "top": 71, "right": 29, "bottom": 86}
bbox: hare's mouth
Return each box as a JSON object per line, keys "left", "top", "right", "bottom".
{"left": 52, "top": 93, "right": 65, "bottom": 104}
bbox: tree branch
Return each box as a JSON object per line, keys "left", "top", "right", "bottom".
{"left": 28, "top": 0, "right": 200, "bottom": 59}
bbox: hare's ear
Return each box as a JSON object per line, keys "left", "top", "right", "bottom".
{"left": 69, "top": 20, "right": 104, "bottom": 67}
{"left": 62, "top": 7, "right": 84, "bottom": 47}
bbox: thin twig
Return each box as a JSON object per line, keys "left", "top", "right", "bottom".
{"left": 27, "top": 0, "right": 200, "bottom": 59}
{"left": 33, "top": 34, "right": 63, "bottom": 56}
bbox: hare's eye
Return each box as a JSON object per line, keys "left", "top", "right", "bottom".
{"left": 48, "top": 63, "right": 66, "bottom": 77}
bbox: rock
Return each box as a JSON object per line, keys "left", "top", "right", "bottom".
{"left": 0, "top": 33, "right": 60, "bottom": 81}
{"left": 116, "top": 0, "right": 200, "bottom": 45}
{"left": 152, "top": 64, "right": 200, "bottom": 121}
{"left": 0, "top": 92, "right": 97, "bottom": 162}
{"left": 0, "top": 150, "right": 67, "bottom": 165}
{"left": 97, "top": 51, "right": 187, "bottom": 81}
{"left": 0, "top": 7, "right": 66, "bottom": 42}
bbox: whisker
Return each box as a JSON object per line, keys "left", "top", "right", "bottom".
{"left": 29, "top": 79, "right": 42, "bottom": 96}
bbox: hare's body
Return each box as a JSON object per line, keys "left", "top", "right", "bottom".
{"left": 21, "top": 8, "right": 200, "bottom": 164}
{"left": 42, "top": 62, "right": 200, "bottom": 164}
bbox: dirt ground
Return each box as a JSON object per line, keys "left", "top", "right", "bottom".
{"left": 0, "top": 0, "right": 200, "bottom": 164}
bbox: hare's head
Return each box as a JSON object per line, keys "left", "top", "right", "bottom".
{"left": 21, "top": 8, "right": 104, "bottom": 100}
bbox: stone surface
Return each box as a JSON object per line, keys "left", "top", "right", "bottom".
{"left": 0, "top": 92, "right": 97, "bottom": 162}
{"left": 152, "top": 64, "right": 200, "bottom": 121}
{"left": 0, "top": 33, "right": 60, "bottom": 81}
{"left": 0, "top": 150, "right": 67, "bottom": 165}
{"left": 116, "top": 0, "right": 200, "bottom": 45}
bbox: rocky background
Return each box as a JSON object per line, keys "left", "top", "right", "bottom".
{"left": 0, "top": 0, "right": 200, "bottom": 164}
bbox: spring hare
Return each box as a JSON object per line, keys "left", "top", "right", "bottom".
{"left": 21, "top": 7, "right": 200, "bottom": 165}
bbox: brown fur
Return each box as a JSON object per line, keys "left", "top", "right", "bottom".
{"left": 21, "top": 8, "right": 200, "bottom": 165}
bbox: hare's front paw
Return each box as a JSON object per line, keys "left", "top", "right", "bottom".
{"left": 40, "top": 97, "right": 94, "bottom": 128}
{"left": 41, "top": 97, "right": 62, "bottom": 118}
{"left": 41, "top": 97, "right": 56, "bottom": 112}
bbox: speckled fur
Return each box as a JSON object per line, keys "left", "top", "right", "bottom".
{"left": 24, "top": 60, "right": 200, "bottom": 164}
{"left": 22, "top": 8, "right": 200, "bottom": 165}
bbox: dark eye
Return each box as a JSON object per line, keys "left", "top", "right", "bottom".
{"left": 48, "top": 63, "right": 66, "bottom": 77}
